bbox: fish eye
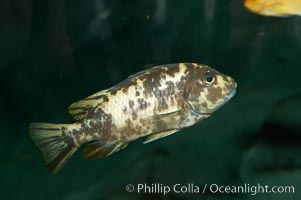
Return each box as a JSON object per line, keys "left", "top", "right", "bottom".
{"left": 202, "top": 73, "right": 215, "bottom": 86}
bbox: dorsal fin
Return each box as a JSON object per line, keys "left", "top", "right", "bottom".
{"left": 68, "top": 89, "right": 109, "bottom": 121}
{"left": 127, "top": 69, "right": 151, "bottom": 79}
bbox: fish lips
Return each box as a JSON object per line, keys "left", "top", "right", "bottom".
{"left": 226, "top": 81, "right": 237, "bottom": 100}
{"left": 217, "top": 81, "right": 237, "bottom": 110}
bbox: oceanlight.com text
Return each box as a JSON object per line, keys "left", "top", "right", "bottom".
{"left": 125, "top": 183, "right": 295, "bottom": 196}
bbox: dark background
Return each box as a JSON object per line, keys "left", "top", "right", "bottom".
{"left": 1, "top": 0, "right": 300, "bottom": 199}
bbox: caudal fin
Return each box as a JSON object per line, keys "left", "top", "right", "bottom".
{"left": 29, "top": 123, "right": 79, "bottom": 173}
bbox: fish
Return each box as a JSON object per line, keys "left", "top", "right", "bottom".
{"left": 29, "top": 63, "right": 237, "bottom": 173}
{"left": 244, "top": 0, "right": 301, "bottom": 17}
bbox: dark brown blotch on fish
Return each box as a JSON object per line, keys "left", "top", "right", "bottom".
{"left": 124, "top": 119, "right": 141, "bottom": 136}
{"left": 206, "top": 87, "right": 222, "bottom": 104}
{"left": 131, "top": 110, "right": 138, "bottom": 120}
{"left": 184, "top": 80, "right": 204, "bottom": 99}
{"left": 122, "top": 87, "right": 128, "bottom": 93}
{"left": 129, "top": 100, "right": 135, "bottom": 108}
{"left": 165, "top": 81, "right": 175, "bottom": 96}
{"left": 182, "top": 66, "right": 210, "bottom": 98}
{"left": 86, "top": 95, "right": 108, "bottom": 101}
{"left": 160, "top": 73, "right": 166, "bottom": 79}
{"left": 141, "top": 70, "right": 162, "bottom": 96}
{"left": 102, "top": 95, "right": 109, "bottom": 102}
{"left": 184, "top": 63, "right": 197, "bottom": 74}
{"left": 164, "top": 64, "right": 180, "bottom": 77}
{"left": 137, "top": 98, "right": 148, "bottom": 110}
{"left": 109, "top": 79, "right": 138, "bottom": 96}
{"left": 72, "top": 110, "right": 116, "bottom": 144}
{"left": 157, "top": 96, "right": 169, "bottom": 112}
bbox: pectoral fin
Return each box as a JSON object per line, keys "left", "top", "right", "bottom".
{"left": 83, "top": 140, "right": 128, "bottom": 160}
{"left": 143, "top": 129, "right": 179, "bottom": 144}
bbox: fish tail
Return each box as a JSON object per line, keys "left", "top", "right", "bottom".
{"left": 29, "top": 123, "right": 79, "bottom": 173}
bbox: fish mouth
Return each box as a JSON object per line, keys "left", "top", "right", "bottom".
{"left": 225, "top": 81, "right": 237, "bottom": 100}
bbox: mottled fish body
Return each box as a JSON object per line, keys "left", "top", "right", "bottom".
{"left": 30, "top": 63, "right": 237, "bottom": 173}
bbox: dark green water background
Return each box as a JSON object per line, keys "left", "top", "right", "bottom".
{"left": 1, "top": 0, "right": 301, "bottom": 199}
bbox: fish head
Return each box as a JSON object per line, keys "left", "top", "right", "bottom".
{"left": 184, "top": 64, "right": 237, "bottom": 115}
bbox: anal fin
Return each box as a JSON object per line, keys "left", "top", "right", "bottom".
{"left": 143, "top": 129, "right": 179, "bottom": 144}
{"left": 83, "top": 140, "right": 128, "bottom": 160}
